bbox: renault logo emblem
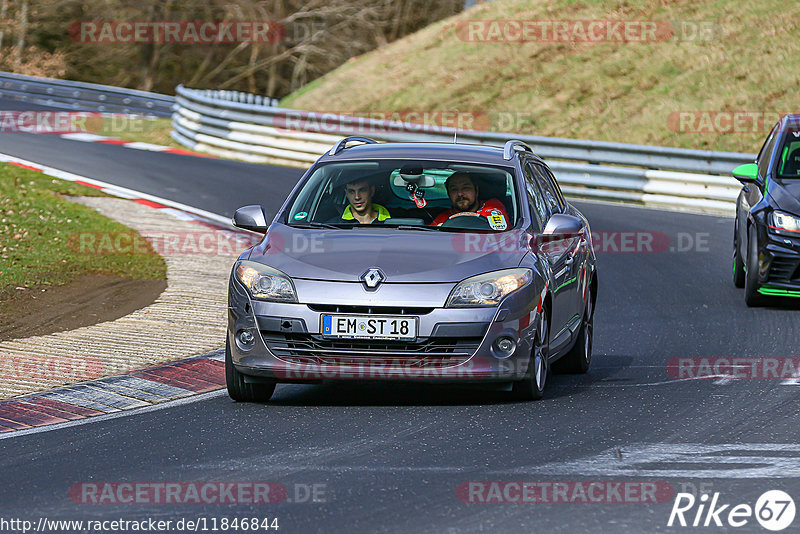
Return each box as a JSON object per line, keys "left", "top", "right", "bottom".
{"left": 360, "top": 268, "right": 385, "bottom": 290}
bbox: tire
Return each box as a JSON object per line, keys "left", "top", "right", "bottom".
{"left": 552, "top": 294, "right": 594, "bottom": 374}
{"left": 744, "top": 227, "right": 765, "bottom": 307}
{"left": 511, "top": 307, "right": 549, "bottom": 401}
{"left": 225, "top": 337, "right": 276, "bottom": 402}
{"left": 732, "top": 217, "right": 745, "bottom": 288}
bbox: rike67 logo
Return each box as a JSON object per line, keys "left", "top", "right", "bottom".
{"left": 668, "top": 490, "right": 795, "bottom": 531}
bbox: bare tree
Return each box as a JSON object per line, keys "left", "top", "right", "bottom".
{"left": 2, "top": 0, "right": 462, "bottom": 98}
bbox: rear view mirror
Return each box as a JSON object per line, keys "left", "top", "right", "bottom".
{"left": 732, "top": 163, "right": 759, "bottom": 184}
{"left": 393, "top": 174, "right": 436, "bottom": 188}
{"left": 233, "top": 205, "right": 269, "bottom": 233}
{"left": 394, "top": 166, "right": 435, "bottom": 187}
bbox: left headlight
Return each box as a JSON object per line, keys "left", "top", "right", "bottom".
{"left": 235, "top": 260, "right": 298, "bottom": 302}
{"left": 446, "top": 268, "right": 532, "bottom": 308}
{"left": 770, "top": 211, "right": 800, "bottom": 235}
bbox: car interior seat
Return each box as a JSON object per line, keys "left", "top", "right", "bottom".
{"left": 473, "top": 174, "right": 514, "bottom": 218}
{"left": 782, "top": 148, "right": 800, "bottom": 176}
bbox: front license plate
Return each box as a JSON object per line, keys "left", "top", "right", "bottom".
{"left": 322, "top": 314, "right": 417, "bottom": 339}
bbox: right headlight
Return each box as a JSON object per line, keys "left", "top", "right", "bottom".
{"left": 235, "top": 260, "right": 298, "bottom": 302}
{"left": 445, "top": 268, "right": 532, "bottom": 308}
{"left": 770, "top": 211, "right": 800, "bottom": 235}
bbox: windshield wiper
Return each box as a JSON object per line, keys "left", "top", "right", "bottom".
{"left": 290, "top": 222, "right": 352, "bottom": 229}
{"left": 392, "top": 225, "right": 440, "bottom": 231}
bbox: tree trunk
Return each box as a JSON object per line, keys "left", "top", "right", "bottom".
{"left": 15, "top": 0, "right": 28, "bottom": 67}
{"left": 0, "top": 0, "right": 8, "bottom": 49}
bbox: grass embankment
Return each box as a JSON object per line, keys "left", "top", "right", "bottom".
{"left": 282, "top": 0, "right": 795, "bottom": 153}
{"left": 0, "top": 162, "right": 166, "bottom": 297}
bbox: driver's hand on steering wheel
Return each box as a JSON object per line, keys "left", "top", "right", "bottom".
{"left": 447, "top": 211, "right": 481, "bottom": 219}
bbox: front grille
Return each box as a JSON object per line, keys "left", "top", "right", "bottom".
{"left": 307, "top": 304, "right": 434, "bottom": 315}
{"left": 262, "top": 333, "right": 481, "bottom": 368}
{"left": 767, "top": 256, "right": 800, "bottom": 282}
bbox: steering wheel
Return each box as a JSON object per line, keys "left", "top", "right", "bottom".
{"left": 439, "top": 212, "right": 492, "bottom": 230}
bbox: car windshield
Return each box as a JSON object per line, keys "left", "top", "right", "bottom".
{"left": 777, "top": 133, "right": 800, "bottom": 178}
{"left": 285, "top": 159, "right": 519, "bottom": 231}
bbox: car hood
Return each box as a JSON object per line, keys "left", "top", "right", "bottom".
{"left": 771, "top": 179, "right": 800, "bottom": 215}
{"left": 247, "top": 224, "right": 529, "bottom": 283}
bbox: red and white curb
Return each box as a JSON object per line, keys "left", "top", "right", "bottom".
{"left": 0, "top": 153, "right": 262, "bottom": 434}
{"left": 57, "top": 132, "right": 216, "bottom": 159}
{"left": 0, "top": 351, "right": 227, "bottom": 435}
{"left": 0, "top": 151, "right": 235, "bottom": 228}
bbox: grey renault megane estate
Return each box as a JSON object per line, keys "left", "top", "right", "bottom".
{"left": 226, "top": 138, "right": 598, "bottom": 402}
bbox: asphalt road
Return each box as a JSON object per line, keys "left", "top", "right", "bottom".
{"left": 2, "top": 98, "right": 800, "bottom": 533}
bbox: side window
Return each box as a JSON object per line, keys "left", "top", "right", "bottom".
{"left": 522, "top": 162, "right": 545, "bottom": 231}
{"left": 757, "top": 125, "right": 779, "bottom": 180}
{"left": 530, "top": 163, "right": 560, "bottom": 214}
{"left": 543, "top": 167, "right": 567, "bottom": 209}
{"left": 756, "top": 124, "right": 778, "bottom": 162}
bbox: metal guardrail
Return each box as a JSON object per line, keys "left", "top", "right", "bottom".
{"left": 0, "top": 71, "right": 174, "bottom": 116}
{"left": 0, "top": 72, "right": 751, "bottom": 214}
{"left": 173, "top": 85, "right": 753, "bottom": 214}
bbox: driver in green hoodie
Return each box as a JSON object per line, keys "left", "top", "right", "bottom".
{"left": 340, "top": 178, "right": 391, "bottom": 224}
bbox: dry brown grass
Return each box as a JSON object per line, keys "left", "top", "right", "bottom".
{"left": 282, "top": 0, "right": 797, "bottom": 154}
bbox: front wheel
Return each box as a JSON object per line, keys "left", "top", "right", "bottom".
{"left": 511, "top": 307, "right": 549, "bottom": 401}
{"left": 744, "top": 227, "right": 765, "bottom": 307}
{"left": 732, "top": 218, "right": 745, "bottom": 288}
{"left": 225, "top": 337, "right": 276, "bottom": 402}
{"left": 552, "top": 295, "right": 593, "bottom": 374}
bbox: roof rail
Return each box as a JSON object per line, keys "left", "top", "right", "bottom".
{"left": 503, "top": 140, "right": 534, "bottom": 160}
{"left": 328, "top": 136, "right": 379, "bottom": 156}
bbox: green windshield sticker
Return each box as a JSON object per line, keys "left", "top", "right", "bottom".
{"left": 780, "top": 146, "right": 789, "bottom": 174}
{"left": 294, "top": 212, "right": 308, "bottom": 220}
{"left": 779, "top": 141, "right": 800, "bottom": 175}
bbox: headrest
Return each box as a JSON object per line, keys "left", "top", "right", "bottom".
{"left": 784, "top": 148, "right": 800, "bottom": 175}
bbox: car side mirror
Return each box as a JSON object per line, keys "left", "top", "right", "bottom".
{"left": 532, "top": 214, "right": 584, "bottom": 256}
{"left": 542, "top": 213, "right": 583, "bottom": 237}
{"left": 732, "top": 163, "right": 759, "bottom": 184}
{"left": 233, "top": 205, "right": 269, "bottom": 233}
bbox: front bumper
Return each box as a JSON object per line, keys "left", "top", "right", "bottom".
{"left": 227, "top": 275, "right": 542, "bottom": 383}
{"left": 757, "top": 231, "right": 800, "bottom": 295}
